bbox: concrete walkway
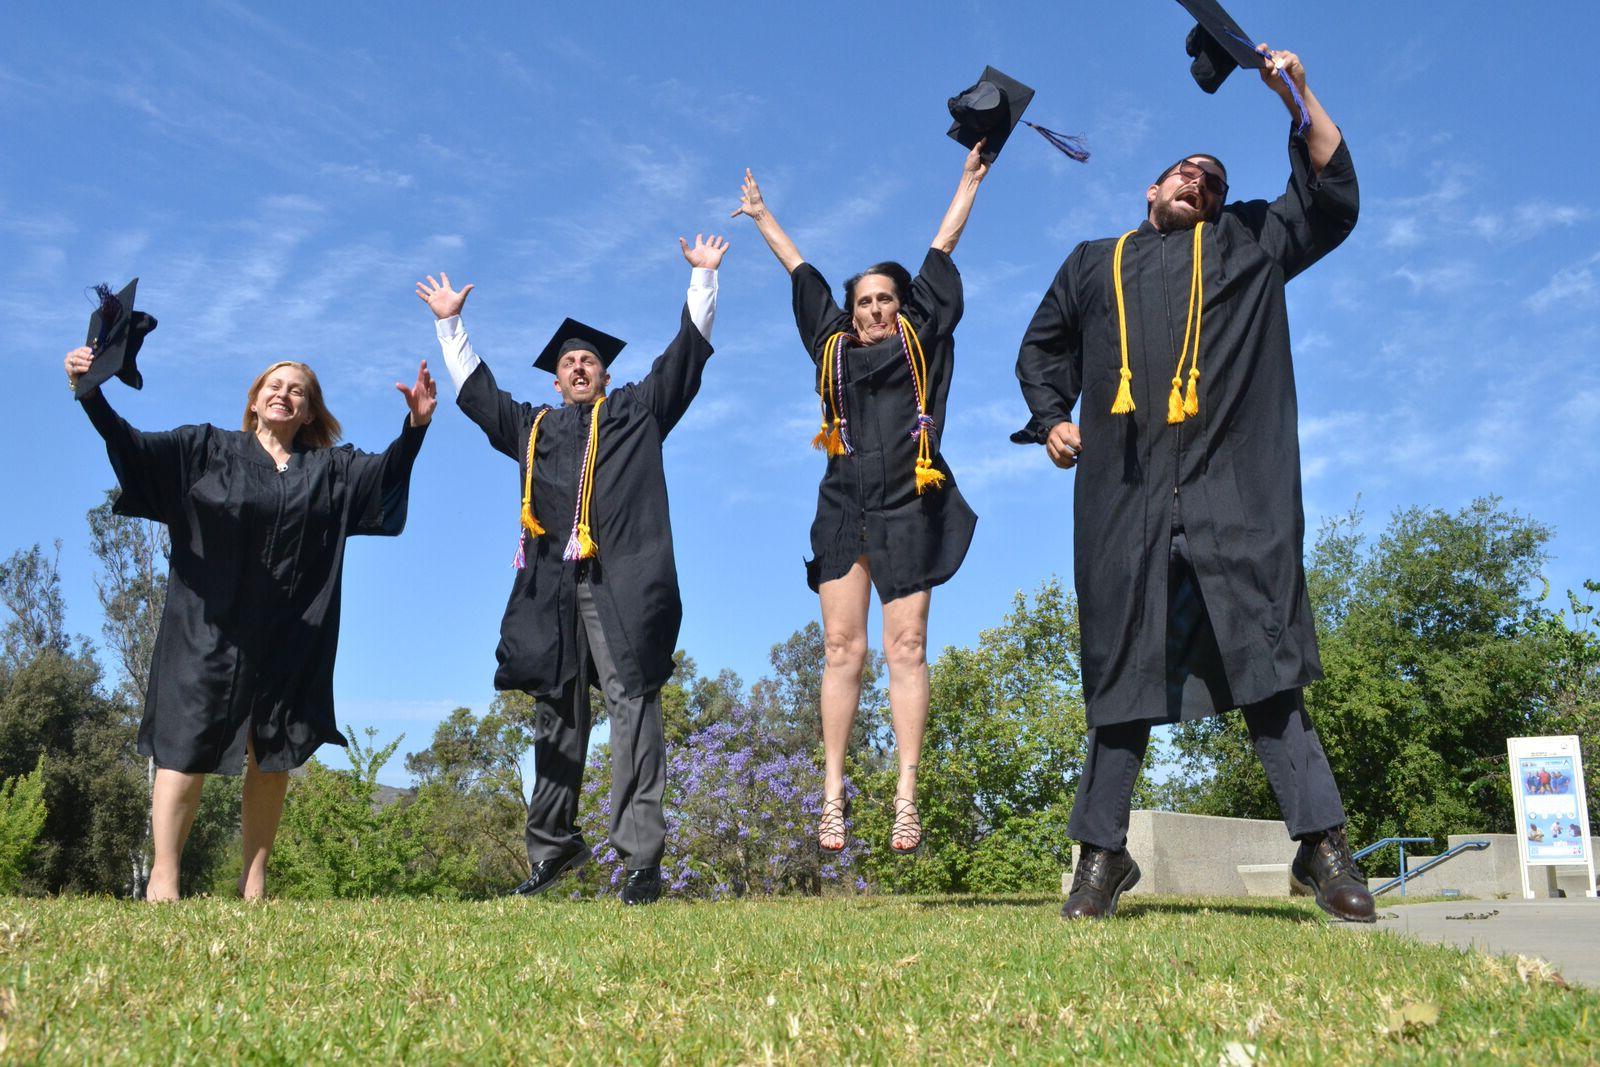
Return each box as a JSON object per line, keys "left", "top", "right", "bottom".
{"left": 1340, "top": 899, "right": 1600, "bottom": 987}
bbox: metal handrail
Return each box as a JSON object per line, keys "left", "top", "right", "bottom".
{"left": 1370, "top": 839, "right": 1492, "bottom": 897}
{"left": 1351, "top": 837, "right": 1434, "bottom": 898}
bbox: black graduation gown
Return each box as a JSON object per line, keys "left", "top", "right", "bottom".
{"left": 79, "top": 388, "right": 427, "bottom": 773}
{"left": 791, "top": 248, "right": 977, "bottom": 602}
{"left": 457, "top": 306, "right": 711, "bottom": 702}
{"left": 1013, "top": 130, "right": 1358, "bottom": 728}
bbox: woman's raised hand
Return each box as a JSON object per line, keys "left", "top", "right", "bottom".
{"left": 730, "top": 168, "right": 768, "bottom": 221}
{"left": 678, "top": 234, "right": 730, "bottom": 270}
{"left": 63, "top": 346, "right": 94, "bottom": 386}
{"left": 415, "top": 273, "right": 474, "bottom": 321}
{"left": 397, "top": 360, "right": 438, "bottom": 427}
{"left": 963, "top": 139, "right": 991, "bottom": 183}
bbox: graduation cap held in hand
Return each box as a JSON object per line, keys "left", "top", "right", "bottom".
{"left": 1175, "top": 0, "right": 1309, "bottom": 131}
{"left": 534, "top": 318, "right": 626, "bottom": 374}
{"left": 75, "top": 278, "right": 157, "bottom": 400}
{"left": 947, "top": 66, "right": 1090, "bottom": 164}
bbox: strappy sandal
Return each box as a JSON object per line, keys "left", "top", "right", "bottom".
{"left": 817, "top": 796, "right": 848, "bottom": 854}
{"left": 891, "top": 797, "right": 924, "bottom": 856}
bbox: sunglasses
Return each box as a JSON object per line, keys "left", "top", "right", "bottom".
{"left": 1163, "top": 160, "right": 1228, "bottom": 196}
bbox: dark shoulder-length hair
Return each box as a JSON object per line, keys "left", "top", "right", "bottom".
{"left": 242, "top": 360, "right": 342, "bottom": 449}
{"left": 842, "top": 261, "right": 914, "bottom": 313}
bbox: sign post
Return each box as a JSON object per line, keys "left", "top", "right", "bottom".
{"left": 1507, "top": 736, "right": 1596, "bottom": 899}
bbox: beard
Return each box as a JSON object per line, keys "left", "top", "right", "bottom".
{"left": 1150, "top": 196, "right": 1206, "bottom": 232}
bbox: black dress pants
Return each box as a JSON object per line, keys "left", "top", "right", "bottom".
{"left": 523, "top": 578, "right": 667, "bottom": 869}
{"left": 1067, "top": 515, "right": 1347, "bottom": 851}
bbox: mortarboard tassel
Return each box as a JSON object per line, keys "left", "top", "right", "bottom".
{"left": 1220, "top": 29, "right": 1311, "bottom": 135}
{"left": 90, "top": 283, "right": 123, "bottom": 353}
{"left": 1023, "top": 121, "right": 1091, "bottom": 163}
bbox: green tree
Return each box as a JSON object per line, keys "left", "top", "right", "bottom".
{"left": 854, "top": 579, "right": 1089, "bottom": 893}
{"left": 273, "top": 728, "right": 451, "bottom": 898}
{"left": 0, "top": 756, "right": 48, "bottom": 893}
{"left": 404, "top": 697, "right": 540, "bottom": 896}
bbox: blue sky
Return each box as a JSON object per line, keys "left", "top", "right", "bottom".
{"left": 5, "top": 3, "right": 1597, "bottom": 772}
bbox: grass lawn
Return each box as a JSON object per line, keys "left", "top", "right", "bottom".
{"left": 1, "top": 894, "right": 1594, "bottom": 1064}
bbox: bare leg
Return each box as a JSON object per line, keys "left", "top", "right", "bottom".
{"left": 817, "top": 558, "right": 872, "bottom": 849}
{"left": 147, "top": 768, "right": 204, "bottom": 902}
{"left": 239, "top": 746, "right": 290, "bottom": 901}
{"left": 883, "top": 589, "right": 932, "bottom": 851}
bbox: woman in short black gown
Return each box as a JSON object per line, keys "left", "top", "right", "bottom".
{"left": 733, "top": 142, "right": 990, "bottom": 854}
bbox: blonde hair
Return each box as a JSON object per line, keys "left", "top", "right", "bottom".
{"left": 242, "top": 360, "right": 342, "bottom": 448}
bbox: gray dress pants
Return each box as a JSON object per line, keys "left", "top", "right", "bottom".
{"left": 1067, "top": 516, "right": 1347, "bottom": 851}
{"left": 523, "top": 577, "right": 667, "bottom": 870}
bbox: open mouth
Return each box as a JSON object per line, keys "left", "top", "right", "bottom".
{"left": 1174, "top": 186, "right": 1202, "bottom": 209}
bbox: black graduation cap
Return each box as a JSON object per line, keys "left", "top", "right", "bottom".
{"left": 533, "top": 317, "right": 626, "bottom": 374}
{"left": 74, "top": 278, "right": 157, "bottom": 400}
{"left": 947, "top": 66, "right": 1035, "bottom": 163}
{"left": 1177, "top": 0, "right": 1266, "bottom": 93}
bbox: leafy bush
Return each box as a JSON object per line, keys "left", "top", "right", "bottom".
{"left": 0, "top": 756, "right": 48, "bottom": 893}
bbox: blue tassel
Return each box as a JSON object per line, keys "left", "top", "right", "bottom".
{"left": 1023, "top": 121, "right": 1090, "bottom": 163}
{"left": 1222, "top": 31, "right": 1311, "bottom": 134}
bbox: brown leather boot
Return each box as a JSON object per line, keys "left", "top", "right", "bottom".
{"left": 1061, "top": 845, "right": 1141, "bottom": 921}
{"left": 1292, "top": 827, "right": 1377, "bottom": 923}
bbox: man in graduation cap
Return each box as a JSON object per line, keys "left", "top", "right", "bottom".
{"left": 417, "top": 234, "right": 727, "bottom": 905}
{"left": 1013, "top": 26, "right": 1374, "bottom": 923}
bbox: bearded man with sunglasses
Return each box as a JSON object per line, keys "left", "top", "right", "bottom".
{"left": 1013, "top": 46, "right": 1373, "bottom": 923}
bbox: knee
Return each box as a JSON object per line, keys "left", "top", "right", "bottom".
{"left": 824, "top": 629, "right": 867, "bottom": 674}
{"left": 885, "top": 628, "right": 927, "bottom": 672}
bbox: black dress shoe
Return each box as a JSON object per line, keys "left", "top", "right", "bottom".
{"left": 1061, "top": 845, "right": 1140, "bottom": 921}
{"left": 1292, "top": 826, "right": 1376, "bottom": 923}
{"left": 619, "top": 866, "right": 663, "bottom": 906}
{"left": 509, "top": 847, "right": 589, "bottom": 897}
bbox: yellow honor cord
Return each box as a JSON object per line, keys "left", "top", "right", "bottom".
{"left": 519, "top": 408, "right": 550, "bottom": 538}
{"left": 1110, "top": 230, "right": 1138, "bottom": 415}
{"left": 1167, "top": 222, "right": 1205, "bottom": 425}
{"left": 1111, "top": 224, "right": 1206, "bottom": 423}
{"left": 900, "top": 315, "right": 946, "bottom": 495}
{"left": 813, "top": 331, "right": 849, "bottom": 456}
{"left": 573, "top": 396, "right": 605, "bottom": 559}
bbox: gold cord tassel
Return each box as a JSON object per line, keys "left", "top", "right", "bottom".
{"left": 574, "top": 524, "right": 597, "bottom": 559}
{"left": 567, "top": 398, "right": 605, "bottom": 561}
{"left": 1166, "top": 375, "right": 1186, "bottom": 425}
{"left": 1110, "top": 231, "right": 1138, "bottom": 415}
{"left": 915, "top": 458, "right": 946, "bottom": 494}
{"left": 1111, "top": 368, "right": 1136, "bottom": 414}
{"left": 1183, "top": 367, "right": 1200, "bottom": 418}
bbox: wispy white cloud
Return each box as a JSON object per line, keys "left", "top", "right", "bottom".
{"left": 1526, "top": 250, "right": 1600, "bottom": 313}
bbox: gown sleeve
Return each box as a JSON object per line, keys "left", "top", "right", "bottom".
{"left": 77, "top": 386, "right": 211, "bottom": 524}
{"left": 1228, "top": 127, "right": 1359, "bottom": 282}
{"left": 630, "top": 305, "right": 715, "bottom": 438}
{"left": 790, "top": 262, "right": 850, "bottom": 366}
{"left": 906, "top": 247, "right": 964, "bottom": 339}
{"left": 456, "top": 359, "right": 537, "bottom": 461}
{"left": 1012, "top": 245, "right": 1087, "bottom": 445}
{"left": 342, "top": 417, "right": 430, "bottom": 536}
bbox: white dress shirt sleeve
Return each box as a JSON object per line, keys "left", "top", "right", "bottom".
{"left": 688, "top": 267, "right": 717, "bottom": 342}
{"left": 433, "top": 315, "right": 482, "bottom": 397}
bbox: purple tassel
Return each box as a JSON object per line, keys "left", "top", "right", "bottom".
{"left": 512, "top": 533, "right": 527, "bottom": 570}
{"left": 90, "top": 282, "right": 123, "bottom": 353}
{"left": 562, "top": 531, "right": 582, "bottom": 562}
{"left": 1222, "top": 31, "right": 1310, "bottom": 134}
{"left": 1023, "top": 122, "right": 1090, "bottom": 163}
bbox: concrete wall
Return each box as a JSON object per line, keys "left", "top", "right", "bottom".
{"left": 1070, "top": 810, "right": 1299, "bottom": 897}
{"left": 1063, "top": 818, "right": 1594, "bottom": 899}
